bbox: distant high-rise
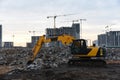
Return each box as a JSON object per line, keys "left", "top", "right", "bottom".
{"left": 0, "top": 25, "right": 2, "bottom": 48}
{"left": 27, "top": 23, "right": 80, "bottom": 48}
{"left": 98, "top": 31, "right": 120, "bottom": 47}
{"left": 31, "top": 36, "right": 40, "bottom": 47}
{"left": 3, "top": 42, "right": 13, "bottom": 48}
{"left": 27, "top": 36, "right": 40, "bottom": 48}
{"left": 46, "top": 23, "right": 80, "bottom": 39}
{"left": 45, "top": 23, "right": 80, "bottom": 47}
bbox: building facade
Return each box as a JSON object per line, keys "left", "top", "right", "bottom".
{"left": 98, "top": 34, "right": 106, "bottom": 47}
{"left": 0, "top": 25, "right": 2, "bottom": 48}
{"left": 27, "top": 36, "right": 40, "bottom": 48}
{"left": 27, "top": 23, "right": 80, "bottom": 48}
{"left": 46, "top": 23, "right": 80, "bottom": 39}
{"left": 3, "top": 42, "right": 13, "bottom": 48}
{"left": 98, "top": 31, "right": 120, "bottom": 47}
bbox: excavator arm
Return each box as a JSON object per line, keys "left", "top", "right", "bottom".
{"left": 27, "top": 34, "right": 75, "bottom": 65}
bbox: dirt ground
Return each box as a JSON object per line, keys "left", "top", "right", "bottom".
{"left": 0, "top": 66, "right": 14, "bottom": 75}
{"left": 0, "top": 61, "right": 120, "bottom": 80}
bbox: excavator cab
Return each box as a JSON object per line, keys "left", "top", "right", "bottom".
{"left": 70, "top": 39, "right": 90, "bottom": 55}
{"left": 69, "top": 39, "right": 106, "bottom": 66}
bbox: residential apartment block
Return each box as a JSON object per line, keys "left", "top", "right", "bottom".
{"left": 98, "top": 31, "right": 120, "bottom": 47}
{"left": 0, "top": 25, "right": 2, "bottom": 48}
{"left": 46, "top": 23, "right": 80, "bottom": 39}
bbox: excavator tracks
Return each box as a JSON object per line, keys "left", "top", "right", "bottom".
{"left": 68, "top": 58, "right": 106, "bottom": 67}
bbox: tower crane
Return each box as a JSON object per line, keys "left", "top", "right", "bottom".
{"left": 72, "top": 20, "right": 79, "bottom": 24}
{"left": 47, "top": 14, "right": 75, "bottom": 36}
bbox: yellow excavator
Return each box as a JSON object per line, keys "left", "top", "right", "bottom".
{"left": 27, "top": 34, "right": 106, "bottom": 66}
{"left": 27, "top": 34, "right": 75, "bottom": 65}
{"left": 68, "top": 39, "right": 106, "bottom": 66}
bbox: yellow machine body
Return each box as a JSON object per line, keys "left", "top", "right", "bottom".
{"left": 27, "top": 35, "right": 106, "bottom": 66}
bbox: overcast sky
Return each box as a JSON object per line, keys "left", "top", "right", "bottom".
{"left": 0, "top": 0, "right": 120, "bottom": 46}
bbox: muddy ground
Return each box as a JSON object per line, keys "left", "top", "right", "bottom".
{"left": 0, "top": 62, "right": 120, "bottom": 80}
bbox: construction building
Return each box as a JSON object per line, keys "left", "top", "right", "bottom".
{"left": 27, "top": 36, "right": 40, "bottom": 48}
{"left": 0, "top": 25, "right": 2, "bottom": 48}
{"left": 3, "top": 42, "right": 13, "bottom": 48}
{"left": 27, "top": 23, "right": 80, "bottom": 48}
{"left": 46, "top": 23, "right": 80, "bottom": 39}
{"left": 45, "top": 23, "right": 80, "bottom": 47}
{"left": 98, "top": 31, "right": 120, "bottom": 48}
{"left": 98, "top": 34, "right": 106, "bottom": 47}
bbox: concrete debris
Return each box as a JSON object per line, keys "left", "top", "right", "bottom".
{"left": 0, "top": 47, "right": 120, "bottom": 70}
{"left": 0, "top": 48, "right": 31, "bottom": 69}
{"left": 0, "top": 46, "right": 71, "bottom": 70}
{"left": 106, "top": 48, "right": 120, "bottom": 60}
{"left": 27, "top": 46, "right": 72, "bottom": 70}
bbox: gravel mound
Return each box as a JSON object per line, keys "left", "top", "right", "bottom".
{"left": 0, "top": 46, "right": 72, "bottom": 70}
{"left": 0, "top": 47, "right": 120, "bottom": 70}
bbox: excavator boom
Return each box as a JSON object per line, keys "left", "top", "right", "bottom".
{"left": 27, "top": 34, "right": 75, "bottom": 65}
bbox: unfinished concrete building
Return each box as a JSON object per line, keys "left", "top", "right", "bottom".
{"left": 98, "top": 31, "right": 120, "bottom": 47}
{"left": 27, "top": 23, "right": 80, "bottom": 47}
{"left": 0, "top": 25, "right": 2, "bottom": 48}
{"left": 46, "top": 23, "right": 80, "bottom": 39}
{"left": 27, "top": 36, "right": 40, "bottom": 48}
{"left": 3, "top": 42, "right": 13, "bottom": 48}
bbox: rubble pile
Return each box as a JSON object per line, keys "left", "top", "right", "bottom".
{"left": 0, "top": 48, "right": 32, "bottom": 66}
{"left": 106, "top": 48, "right": 120, "bottom": 60}
{"left": 0, "top": 46, "right": 72, "bottom": 70}
{"left": 27, "top": 46, "right": 72, "bottom": 69}
{"left": 0, "top": 47, "right": 120, "bottom": 70}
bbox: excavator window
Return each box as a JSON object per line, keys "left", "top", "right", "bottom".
{"left": 70, "top": 39, "right": 91, "bottom": 54}
{"left": 73, "top": 39, "right": 87, "bottom": 49}
{"left": 80, "top": 40, "right": 87, "bottom": 49}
